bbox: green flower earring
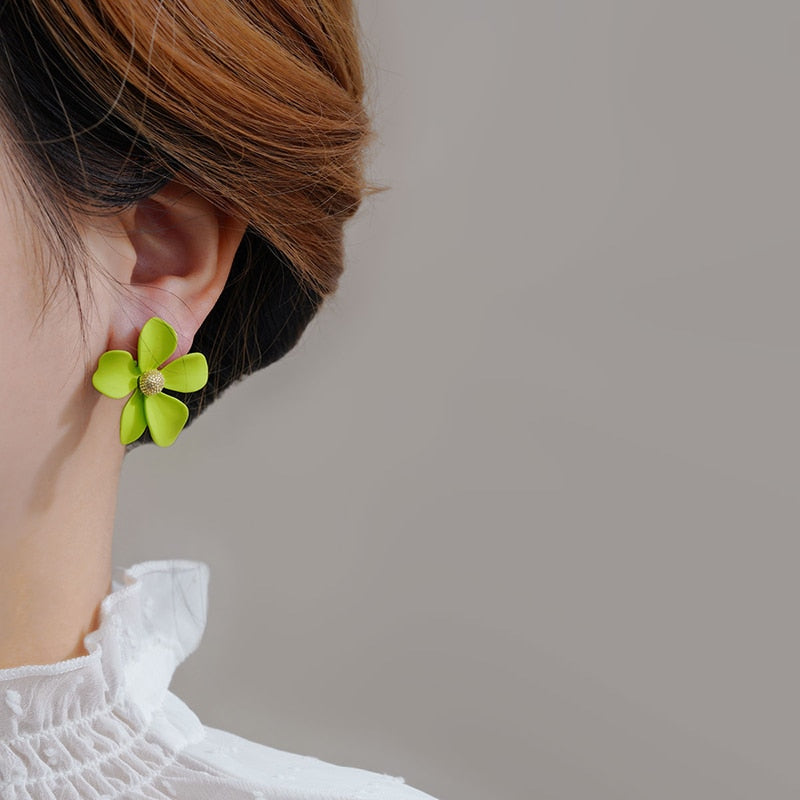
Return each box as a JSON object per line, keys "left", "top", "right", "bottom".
{"left": 92, "top": 317, "right": 208, "bottom": 447}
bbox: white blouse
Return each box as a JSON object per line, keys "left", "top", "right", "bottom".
{"left": 0, "top": 560, "right": 437, "bottom": 800}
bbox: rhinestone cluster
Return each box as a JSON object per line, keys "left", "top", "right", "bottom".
{"left": 138, "top": 369, "right": 165, "bottom": 396}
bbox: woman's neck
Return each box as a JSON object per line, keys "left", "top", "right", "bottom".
{"left": 0, "top": 422, "right": 123, "bottom": 670}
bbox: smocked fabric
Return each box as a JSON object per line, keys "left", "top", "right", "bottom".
{"left": 0, "top": 560, "right": 437, "bottom": 800}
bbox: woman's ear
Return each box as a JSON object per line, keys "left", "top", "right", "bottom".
{"left": 101, "top": 179, "right": 247, "bottom": 359}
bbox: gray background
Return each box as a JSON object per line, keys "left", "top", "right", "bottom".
{"left": 113, "top": 2, "right": 800, "bottom": 798}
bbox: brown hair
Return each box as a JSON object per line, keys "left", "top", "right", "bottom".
{"left": 0, "top": 0, "right": 379, "bottom": 444}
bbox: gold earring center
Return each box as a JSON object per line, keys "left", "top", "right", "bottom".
{"left": 139, "top": 369, "right": 165, "bottom": 396}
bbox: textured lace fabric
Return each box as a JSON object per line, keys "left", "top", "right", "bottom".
{"left": 0, "top": 560, "right": 437, "bottom": 800}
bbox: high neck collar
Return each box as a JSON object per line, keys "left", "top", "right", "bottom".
{"left": 0, "top": 559, "right": 208, "bottom": 740}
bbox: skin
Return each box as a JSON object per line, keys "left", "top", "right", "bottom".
{"left": 0, "top": 131, "right": 247, "bottom": 669}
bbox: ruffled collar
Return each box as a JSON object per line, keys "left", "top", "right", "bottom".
{"left": 0, "top": 559, "right": 208, "bottom": 741}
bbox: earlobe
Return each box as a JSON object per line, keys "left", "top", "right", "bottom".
{"left": 110, "top": 180, "right": 247, "bottom": 358}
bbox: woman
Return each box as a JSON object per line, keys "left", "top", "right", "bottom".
{"left": 0, "top": 2, "right": 436, "bottom": 798}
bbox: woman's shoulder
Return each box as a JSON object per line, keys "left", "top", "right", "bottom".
{"left": 0, "top": 560, "right": 438, "bottom": 799}
{"left": 159, "top": 691, "right": 439, "bottom": 800}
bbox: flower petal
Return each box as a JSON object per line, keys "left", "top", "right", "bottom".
{"left": 92, "top": 350, "right": 139, "bottom": 398}
{"left": 120, "top": 391, "right": 147, "bottom": 445}
{"left": 137, "top": 317, "right": 178, "bottom": 372}
{"left": 160, "top": 353, "right": 209, "bottom": 393}
{"left": 144, "top": 392, "right": 189, "bottom": 447}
